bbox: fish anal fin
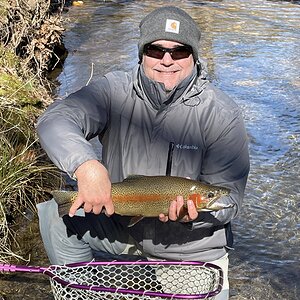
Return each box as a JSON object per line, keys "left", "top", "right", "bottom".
{"left": 128, "top": 216, "right": 145, "bottom": 227}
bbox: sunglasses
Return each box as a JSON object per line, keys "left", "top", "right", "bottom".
{"left": 144, "top": 44, "right": 193, "bottom": 60}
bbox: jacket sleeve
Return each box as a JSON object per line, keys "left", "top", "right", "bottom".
{"left": 36, "top": 77, "right": 111, "bottom": 177}
{"left": 191, "top": 91, "right": 250, "bottom": 229}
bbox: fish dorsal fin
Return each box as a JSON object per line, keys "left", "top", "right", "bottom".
{"left": 123, "top": 175, "right": 146, "bottom": 182}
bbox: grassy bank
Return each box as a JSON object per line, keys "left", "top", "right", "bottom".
{"left": 0, "top": 0, "right": 65, "bottom": 264}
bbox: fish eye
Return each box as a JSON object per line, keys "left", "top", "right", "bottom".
{"left": 207, "top": 191, "right": 215, "bottom": 198}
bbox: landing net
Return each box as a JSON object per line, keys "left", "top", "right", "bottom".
{"left": 47, "top": 260, "right": 223, "bottom": 299}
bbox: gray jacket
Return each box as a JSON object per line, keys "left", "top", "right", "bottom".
{"left": 37, "top": 63, "right": 250, "bottom": 261}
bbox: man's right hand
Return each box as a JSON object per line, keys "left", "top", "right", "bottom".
{"left": 69, "top": 160, "right": 114, "bottom": 217}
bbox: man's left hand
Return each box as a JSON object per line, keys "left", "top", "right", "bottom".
{"left": 159, "top": 195, "right": 198, "bottom": 223}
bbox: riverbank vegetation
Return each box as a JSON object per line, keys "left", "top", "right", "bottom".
{"left": 0, "top": 0, "right": 66, "bottom": 264}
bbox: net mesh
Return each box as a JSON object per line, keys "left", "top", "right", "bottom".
{"left": 48, "top": 261, "right": 222, "bottom": 300}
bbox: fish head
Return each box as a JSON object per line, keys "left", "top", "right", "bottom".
{"left": 188, "top": 184, "right": 230, "bottom": 209}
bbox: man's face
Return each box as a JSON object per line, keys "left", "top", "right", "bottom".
{"left": 142, "top": 40, "right": 194, "bottom": 91}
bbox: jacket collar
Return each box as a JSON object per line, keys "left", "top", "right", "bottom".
{"left": 133, "top": 59, "right": 209, "bottom": 109}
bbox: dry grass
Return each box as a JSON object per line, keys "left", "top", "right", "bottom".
{"left": 0, "top": 0, "right": 65, "bottom": 81}
{"left": 0, "top": 0, "right": 66, "bottom": 263}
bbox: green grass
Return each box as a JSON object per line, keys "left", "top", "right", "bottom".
{"left": 0, "top": 104, "right": 62, "bottom": 262}
{"left": 0, "top": 41, "right": 62, "bottom": 262}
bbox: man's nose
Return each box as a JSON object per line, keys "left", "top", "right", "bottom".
{"left": 161, "top": 52, "right": 174, "bottom": 65}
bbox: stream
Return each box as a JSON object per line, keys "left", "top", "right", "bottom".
{"left": 4, "top": 0, "right": 298, "bottom": 299}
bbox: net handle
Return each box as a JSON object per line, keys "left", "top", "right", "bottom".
{"left": 0, "top": 263, "right": 46, "bottom": 273}
{"left": 0, "top": 261, "right": 223, "bottom": 299}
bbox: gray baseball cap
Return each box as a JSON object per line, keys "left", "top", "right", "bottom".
{"left": 138, "top": 6, "right": 201, "bottom": 62}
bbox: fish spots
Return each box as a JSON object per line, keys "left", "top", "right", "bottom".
{"left": 113, "top": 194, "right": 163, "bottom": 203}
{"left": 52, "top": 176, "right": 230, "bottom": 217}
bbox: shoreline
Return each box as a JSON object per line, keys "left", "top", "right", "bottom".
{"left": 0, "top": 1, "right": 71, "bottom": 298}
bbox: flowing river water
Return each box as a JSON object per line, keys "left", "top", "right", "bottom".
{"left": 45, "top": 0, "right": 300, "bottom": 299}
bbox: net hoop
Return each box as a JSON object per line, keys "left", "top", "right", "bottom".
{"left": 46, "top": 260, "right": 223, "bottom": 299}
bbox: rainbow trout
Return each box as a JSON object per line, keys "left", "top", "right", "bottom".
{"left": 52, "top": 176, "right": 232, "bottom": 223}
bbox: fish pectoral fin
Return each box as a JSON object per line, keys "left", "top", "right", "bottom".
{"left": 128, "top": 216, "right": 145, "bottom": 227}
{"left": 177, "top": 206, "right": 188, "bottom": 221}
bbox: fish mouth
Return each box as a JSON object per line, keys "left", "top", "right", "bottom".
{"left": 202, "top": 203, "right": 235, "bottom": 211}
{"left": 206, "top": 196, "right": 222, "bottom": 207}
{"left": 202, "top": 203, "right": 235, "bottom": 212}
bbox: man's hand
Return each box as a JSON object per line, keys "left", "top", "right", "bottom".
{"left": 158, "top": 195, "right": 198, "bottom": 223}
{"left": 69, "top": 160, "right": 114, "bottom": 217}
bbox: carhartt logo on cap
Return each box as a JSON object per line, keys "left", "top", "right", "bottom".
{"left": 165, "top": 19, "right": 180, "bottom": 34}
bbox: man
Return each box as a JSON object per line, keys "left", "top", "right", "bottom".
{"left": 37, "top": 6, "right": 250, "bottom": 299}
